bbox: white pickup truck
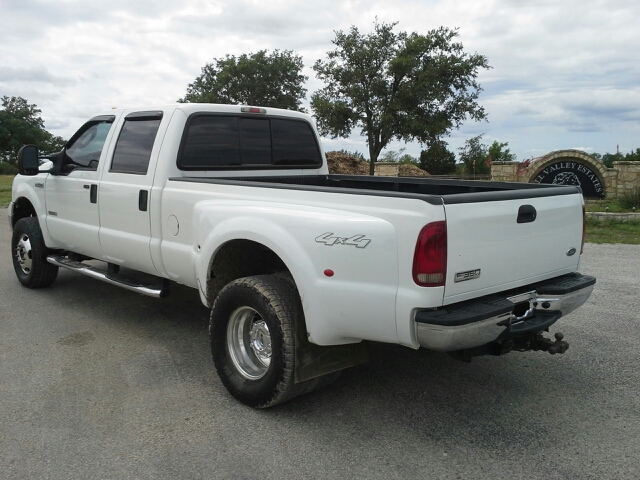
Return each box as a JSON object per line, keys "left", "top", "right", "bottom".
{"left": 9, "top": 103, "right": 595, "bottom": 408}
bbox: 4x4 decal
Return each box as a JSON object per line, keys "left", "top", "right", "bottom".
{"left": 315, "top": 232, "right": 371, "bottom": 249}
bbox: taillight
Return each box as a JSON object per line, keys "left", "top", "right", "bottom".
{"left": 581, "top": 205, "right": 586, "bottom": 254}
{"left": 413, "top": 221, "right": 447, "bottom": 287}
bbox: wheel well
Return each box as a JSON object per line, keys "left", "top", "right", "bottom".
{"left": 12, "top": 197, "right": 37, "bottom": 228}
{"left": 206, "top": 240, "right": 288, "bottom": 307}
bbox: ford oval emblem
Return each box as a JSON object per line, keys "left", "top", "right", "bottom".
{"left": 566, "top": 248, "right": 577, "bottom": 256}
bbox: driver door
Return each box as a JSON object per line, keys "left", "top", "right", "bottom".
{"left": 45, "top": 115, "right": 119, "bottom": 259}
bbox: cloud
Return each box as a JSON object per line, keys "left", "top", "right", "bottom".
{"left": 0, "top": 66, "right": 76, "bottom": 86}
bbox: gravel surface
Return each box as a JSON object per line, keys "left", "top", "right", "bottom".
{"left": 1, "top": 209, "right": 639, "bottom": 479}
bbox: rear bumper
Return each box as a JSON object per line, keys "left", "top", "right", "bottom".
{"left": 415, "top": 273, "right": 595, "bottom": 351}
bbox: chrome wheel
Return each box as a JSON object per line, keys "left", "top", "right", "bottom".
{"left": 15, "top": 233, "right": 33, "bottom": 274}
{"left": 226, "top": 306, "right": 272, "bottom": 380}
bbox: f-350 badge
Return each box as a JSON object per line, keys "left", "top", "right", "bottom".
{"left": 315, "top": 232, "right": 371, "bottom": 249}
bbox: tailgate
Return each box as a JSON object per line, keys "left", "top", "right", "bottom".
{"left": 443, "top": 192, "right": 584, "bottom": 304}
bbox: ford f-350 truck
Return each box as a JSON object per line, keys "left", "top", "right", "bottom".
{"left": 9, "top": 103, "right": 595, "bottom": 408}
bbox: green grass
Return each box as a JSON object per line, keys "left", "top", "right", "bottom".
{"left": 585, "top": 217, "right": 640, "bottom": 244}
{"left": 2, "top": 173, "right": 639, "bottom": 244}
{"left": 585, "top": 200, "right": 638, "bottom": 213}
{"left": 0, "top": 175, "right": 14, "bottom": 208}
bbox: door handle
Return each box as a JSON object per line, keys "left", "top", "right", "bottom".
{"left": 138, "top": 190, "right": 148, "bottom": 212}
{"left": 89, "top": 184, "right": 97, "bottom": 204}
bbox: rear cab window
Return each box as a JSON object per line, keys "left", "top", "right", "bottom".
{"left": 177, "top": 114, "right": 322, "bottom": 170}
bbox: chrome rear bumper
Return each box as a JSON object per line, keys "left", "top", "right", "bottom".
{"left": 415, "top": 273, "right": 595, "bottom": 351}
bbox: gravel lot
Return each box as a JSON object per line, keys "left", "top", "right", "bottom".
{"left": 1, "top": 209, "right": 639, "bottom": 479}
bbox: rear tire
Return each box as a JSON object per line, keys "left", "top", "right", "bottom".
{"left": 210, "top": 274, "right": 333, "bottom": 408}
{"left": 11, "top": 217, "right": 58, "bottom": 288}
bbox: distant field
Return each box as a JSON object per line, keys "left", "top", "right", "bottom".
{"left": 0, "top": 175, "right": 13, "bottom": 208}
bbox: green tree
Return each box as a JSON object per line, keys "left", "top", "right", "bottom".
{"left": 311, "top": 21, "right": 490, "bottom": 175}
{"left": 0, "top": 96, "right": 65, "bottom": 165}
{"left": 179, "top": 50, "right": 308, "bottom": 111}
{"left": 624, "top": 148, "right": 640, "bottom": 162}
{"left": 458, "top": 135, "right": 489, "bottom": 175}
{"left": 487, "top": 140, "right": 516, "bottom": 163}
{"left": 419, "top": 139, "right": 456, "bottom": 175}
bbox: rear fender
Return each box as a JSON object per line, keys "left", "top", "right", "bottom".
{"left": 193, "top": 201, "right": 399, "bottom": 345}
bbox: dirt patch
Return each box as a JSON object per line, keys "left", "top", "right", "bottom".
{"left": 325, "top": 151, "right": 430, "bottom": 176}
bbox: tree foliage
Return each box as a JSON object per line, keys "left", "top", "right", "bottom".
{"left": 311, "top": 21, "right": 490, "bottom": 175}
{"left": 458, "top": 135, "right": 516, "bottom": 175}
{"left": 0, "top": 96, "right": 66, "bottom": 165}
{"left": 179, "top": 50, "right": 308, "bottom": 111}
{"left": 419, "top": 140, "right": 456, "bottom": 175}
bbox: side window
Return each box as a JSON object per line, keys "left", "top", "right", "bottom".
{"left": 65, "top": 121, "right": 113, "bottom": 170}
{"left": 110, "top": 115, "right": 162, "bottom": 174}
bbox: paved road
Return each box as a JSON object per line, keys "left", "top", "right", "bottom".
{"left": 1, "top": 209, "right": 639, "bottom": 479}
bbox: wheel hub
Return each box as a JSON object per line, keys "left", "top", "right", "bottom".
{"left": 15, "top": 234, "right": 33, "bottom": 274}
{"left": 227, "top": 307, "right": 272, "bottom": 380}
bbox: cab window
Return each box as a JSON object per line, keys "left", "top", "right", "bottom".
{"left": 65, "top": 121, "right": 113, "bottom": 170}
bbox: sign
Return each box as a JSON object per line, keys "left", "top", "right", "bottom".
{"left": 534, "top": 161, "right": 604, "bottom": 197}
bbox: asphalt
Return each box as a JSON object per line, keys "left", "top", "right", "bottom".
{"left": 1, "top": 208, "right": 639, "bottom": 479}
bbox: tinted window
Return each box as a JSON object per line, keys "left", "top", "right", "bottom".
{"left": 65, "top": 121, "right": 113, "bottom": 170}
{"left": 178, "top": 115, "right": 322, "bottom": 170}
{"left": 180, "top": 116, "right": 239, "bottom": 167}
{"left": 239, "top": 118, "right": 271, "bottom": 165}
{"left": 272, "top": 119, "right": 322, "bottom": 166}
{"left": 110, "top": 118, "right": 161, "bottom": 174}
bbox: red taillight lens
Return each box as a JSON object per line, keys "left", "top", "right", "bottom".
{"left": 581, "top": 205, "right": 586, "bottom": 254}
{"left": 413, "top": 221, "right": 447, "bottom": 287}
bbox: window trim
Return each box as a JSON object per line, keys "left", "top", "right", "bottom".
{"left": 176, "top": 112, "right": 323, "bottom": 171}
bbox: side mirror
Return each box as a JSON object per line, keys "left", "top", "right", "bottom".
{"left": 17, "top": 145, "right": 41, "bottom": 176}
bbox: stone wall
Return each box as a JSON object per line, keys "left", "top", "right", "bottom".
{"left": 491, "top": 150, "right": 640, "bottom": 199}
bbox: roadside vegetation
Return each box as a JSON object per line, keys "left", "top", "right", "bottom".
{"left": 585, "top": 217, "right": 640, "bottom": 245}
{"left": 0, "top": 175, "right": 12, "bottom": 207}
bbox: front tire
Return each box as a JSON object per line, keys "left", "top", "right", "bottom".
{"left": 210, "top": 275, "right": 312, "bottom": 408}
{"left": 11, "top": 217, "right": 58, "bottom": 288}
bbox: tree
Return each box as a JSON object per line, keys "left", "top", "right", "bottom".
{"left": 311, "top": 21, "right": 490, "bottom": 175}
{"left": 179, "top": 50, "right": 308, "bottom": 111}
{"left": 487, "top": 140, "right": 516, "bottom": 163}
{"left": 419, "top": 139, "right": 456, "bottom": 175}
{"left": 458, "top": 135, "right": 489, "bottom": 175}
{"left": 0, "top": 96, "right": 65, "bottom": 165}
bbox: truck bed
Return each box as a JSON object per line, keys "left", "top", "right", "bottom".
{"left": 171, "top": 174, "right": 581, "bottom": 205}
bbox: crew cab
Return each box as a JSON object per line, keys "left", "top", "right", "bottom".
{"left": 9, "top": 103, "right": 595, "bottom": 407}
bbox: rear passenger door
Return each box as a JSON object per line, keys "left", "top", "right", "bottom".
{"left": 98, "top": 110, "right": 170, "bottom": 274}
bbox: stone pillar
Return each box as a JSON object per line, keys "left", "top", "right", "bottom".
{"left": 490, "top": 162, "right": 519, "bottom": 182}
{"left": 613, "top": 161, "right": 640, "bottom": 197}
{"left": 374, "top": 163, "right": 399, "bottom": 176}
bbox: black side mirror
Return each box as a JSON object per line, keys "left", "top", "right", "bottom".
{"left": 17, "top": 145, "right": 40, "bottom": 176}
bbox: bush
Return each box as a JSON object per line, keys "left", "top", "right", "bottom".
{"left": 0, "top": 162, "right": 18, "bottom": 175}
{"left": 618, "top": 189, "right": 640, "bottom": 210}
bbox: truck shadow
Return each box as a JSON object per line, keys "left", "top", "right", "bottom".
{"left": 39, "top": 270, "right": 599, "bottom": 453}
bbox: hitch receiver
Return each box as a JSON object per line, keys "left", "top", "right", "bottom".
{"left": 448, "top": 331, "right": 569, "bottom": 362}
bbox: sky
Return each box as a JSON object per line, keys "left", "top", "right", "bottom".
{"left": 1, "top": 0, "right": 639, "bottom": 162}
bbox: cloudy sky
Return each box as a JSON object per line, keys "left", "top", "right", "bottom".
{"left": 1, "top": 0, "right": 639, "bottom": 161}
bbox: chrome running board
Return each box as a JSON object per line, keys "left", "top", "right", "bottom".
{"left": 47, "top": 255, "right": 168, "bottom": 298}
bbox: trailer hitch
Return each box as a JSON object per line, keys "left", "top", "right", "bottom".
{"left": 513, "top": 332, "right": 569, "bottom": 355}
{"left": 448, "top": 331, "right": 569, "bottom": 362}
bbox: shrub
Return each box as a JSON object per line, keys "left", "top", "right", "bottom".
{"left": 618, "top": 189, "right": 640, "bottom": 210}
{"left": 0, "top": 162, "right": 18, "bottom": 175}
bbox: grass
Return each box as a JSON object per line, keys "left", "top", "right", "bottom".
{"left": 2, "top": 173, "right": 639, "bottom": 244}
{"left": 0, "top": 175, "right": 13, "bottom": 208}
{"left": 585, "top": 217, "right": 640, "bottom": 245}
{"left": 585, "top": 199, "right": 638, "bottom": 213}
